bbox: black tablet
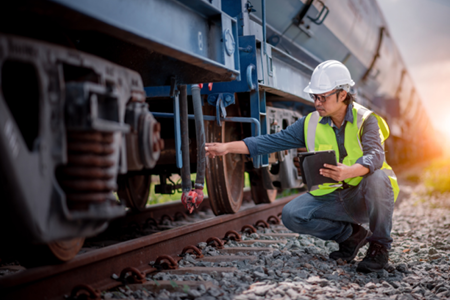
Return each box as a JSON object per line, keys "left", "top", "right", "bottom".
{"left": 298, "top": 150, "right": 338, "bottom": 190}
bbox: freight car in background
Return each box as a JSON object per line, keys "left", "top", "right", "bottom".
{"left": 0, "top": 0, "right": 438, "bottom": 261}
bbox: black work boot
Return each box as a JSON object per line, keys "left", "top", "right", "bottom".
{"left": 357, "top": 242, "right": 389, "bottom": 272}
{"left": 329, "top": 224, "right": 370, "bottom": 262}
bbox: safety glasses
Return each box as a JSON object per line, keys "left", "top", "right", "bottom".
{"left": 309, "top": 89, "right": 341, "bottom": 103}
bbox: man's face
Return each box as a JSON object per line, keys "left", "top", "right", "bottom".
{"left": 312, "top": 89, "right": 347, "bottom": 117}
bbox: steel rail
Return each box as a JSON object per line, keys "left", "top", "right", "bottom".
{"left": 106, "top": 190, "right": 253, "bottom": 230}
{"left": 0, "top": 193, "right": 300, "bottom": 300}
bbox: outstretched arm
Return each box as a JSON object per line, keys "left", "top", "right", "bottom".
{"left": 205, "top": 116, "right": 307, "bottom": 158}
{"left": 205, "top": 141, "right": 249, "bottom": 158}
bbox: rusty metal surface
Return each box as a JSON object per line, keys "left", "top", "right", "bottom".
{"left": 108, "top": 192, "right": 218, "bottom": 228}
{"left": 117, "top": 174, "right": 152, "bottom": 210}
{"left": 0, "top": 194, "right": 299, "bottom": 300}
{"left": 47, "top": 238, "right": 86, "bottom": 263}
{"left": 204, "top": 104, "right": 246, "bottom": 215}
{"left": 57, "top": 131, "right": 119, "bottom": 212}
{"left": 181, "top": 245, "right": 203, "bottom": 258}
{"left": 68, "top": 284, "right": 101, "bottom": 300}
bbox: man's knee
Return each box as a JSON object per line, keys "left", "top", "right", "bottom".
{"left": 282, "top": 195, "right": 323, "bottom": 234}
{"left": 281, "top": 198, "right": 310, "bottom": 231}
{"left": 281, "top": 201, "right": 296, "bottom": 230}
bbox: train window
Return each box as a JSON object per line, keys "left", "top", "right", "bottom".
{"left": 1, "top": 60, "right": 40, "bottom": 152}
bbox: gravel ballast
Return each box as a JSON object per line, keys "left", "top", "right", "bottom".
{"left": 107, "top": 181, "right": 450, "bottom": 300}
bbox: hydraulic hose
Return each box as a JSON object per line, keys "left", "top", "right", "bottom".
{"left": 191, "top": 84, "right": 205, "bottom": 207}
{"left": 179, "top": 85, "right": 201, "bottom": 213}
{"left": 179, "top": 85, "right": 191, "bottom": 193}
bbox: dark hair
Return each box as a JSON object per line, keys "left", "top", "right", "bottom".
{"left": 337, "top": 90, "right": 355, "bottom": 105}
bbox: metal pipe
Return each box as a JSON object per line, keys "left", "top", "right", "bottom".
{"left": 178, "top": 85, "right": 191, "bottom": 193}
{"left": 173, "top": 92, "right": 182, "bottom": 168}
{"left": 258, "top": 0, "right": 266, "bottom": 84}
{"left": 153, "top": 110, "right": 263, "bottom": 173}
{"left": 191, "top": 85, "right": 206, "bottom": 191}
{"left": 151, "top": 113, "right": 261, "bottom": 137}
{"left": 262, "top": 0, "right": 267, "bottom": 56}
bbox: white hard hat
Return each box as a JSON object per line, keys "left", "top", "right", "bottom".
{"left": 303, "top": 60, "right": 355, "bottom": 94}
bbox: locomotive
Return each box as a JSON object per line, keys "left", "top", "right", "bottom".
{"left": 0, "top": 0, "right": 437, "bottom": 261}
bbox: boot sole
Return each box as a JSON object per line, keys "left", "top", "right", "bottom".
{"left": 330, "top": 229, "right": 370, "bottom": 262}
{"left": 356, "top": 263, "right": 387, "bottom": 273}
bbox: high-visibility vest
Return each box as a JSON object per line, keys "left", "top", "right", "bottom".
{"left": 304, "top": 102, "right": 399, "bottom": 201}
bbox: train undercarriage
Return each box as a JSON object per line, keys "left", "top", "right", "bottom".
{"left": 0, "top": 33, "right": 302, "bottom": 261}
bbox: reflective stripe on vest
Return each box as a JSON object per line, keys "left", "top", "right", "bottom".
{"left": 306, "top": 111, "right": 320, "bottom": 152}
{"left": 304, "top": 103, "right": 399, "bottom": 201}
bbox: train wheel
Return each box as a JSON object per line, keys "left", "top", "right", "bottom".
{"left": 249, "top": 167, "right": 277, "bottom": 204}
{"left": 117, "top": 174, "right": 151, "bottom": 210}
{"left": 204, "top": 95, "right": 245, "bottom": 215}
{"left": 205, "top": 121, "right": 245, "bottom": 215}
{"left": 47, "top": 237, "right": 85, "bottom": 262}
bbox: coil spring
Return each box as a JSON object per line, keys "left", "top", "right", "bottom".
{"left": 57, "top": 131, "right": 117, "bottom": 210}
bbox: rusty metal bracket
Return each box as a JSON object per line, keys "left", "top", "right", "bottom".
{"left": 118, "top": 266, "right": 146, "bottom": 284}
{"left": 224, "top": 230, "right": 242, "bottom": 242}
{"left": 255, "top": 220, "right": 270, "bottom": 229}
{"left": 68, "top": 284, "right": 101, "bottom": 300}
{"left": 159, "top": 214, "right": 174, "bottom": 225}
{"left": 154, "top": 255, "right": 179, "bottom": 270}
{"left": 144, "top": 218, "right": 158, "bottom": 229}
{"left": 206, "top": 237, "right": 224, "bottom": 249}
{"left": 174, "top": 211, "right": 188, "bottom": 221}
{"left": 180, "top": 245, "right": 204, "bottom": 258}
{"left": 267, "top": 215, "right": 281, "bottom": 225}
{"left": 241, "top": 224, "right": 257, "bottom": 234}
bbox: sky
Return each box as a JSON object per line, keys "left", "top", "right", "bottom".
{"left": 376, "top": 0, "right": 450, "bottom": 141}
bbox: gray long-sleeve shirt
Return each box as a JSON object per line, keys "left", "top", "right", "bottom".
{"left": 243, "top": 104, "right": 384, "bottom": 175}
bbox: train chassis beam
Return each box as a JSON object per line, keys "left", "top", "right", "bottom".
{"left": 0, "top": 0, "right": 241, "bottom": 86}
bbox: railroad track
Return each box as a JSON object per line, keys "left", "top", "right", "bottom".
{"left": 0, "top": 193, "right": 301, "bottom": 300}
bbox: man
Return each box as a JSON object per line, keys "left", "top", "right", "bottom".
{"left": 205, "top": 60, "right": 399, "bottom": 272}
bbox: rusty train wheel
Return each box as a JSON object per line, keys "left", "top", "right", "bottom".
{"left": 249, "top": 167, "right": 277, "bottom": 204}
{"left": 205, "top": 122, "right": 245, "bottom": 215}
{"left": 47, "top": 237, "right": 85, "bottom": 262}
{"left": 117, "top": 174, "right": 151, "bottom": 210}
{"left": 204, "top": 97, "right": 245, "bottom": 215}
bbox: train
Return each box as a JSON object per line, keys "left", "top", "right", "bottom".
{"left": 0, "top": 0, "right": 439, "bottom": 262}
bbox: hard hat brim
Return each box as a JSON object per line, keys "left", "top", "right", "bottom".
{"left": 303, "top": 85, "right": 333, "bottom": 94}
{"left": 303, "top": 81, "right": 355, "bottom": 94}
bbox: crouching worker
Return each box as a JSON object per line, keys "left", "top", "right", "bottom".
{"left": 205, "top": 60, "right": 399, "bottom": 272}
